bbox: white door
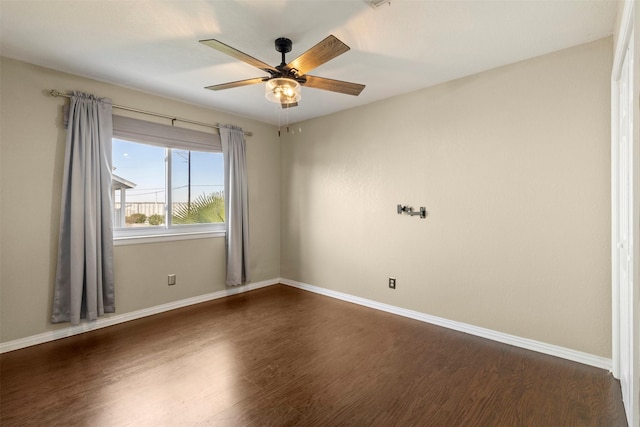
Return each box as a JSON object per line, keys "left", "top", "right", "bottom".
{"left": 615, "top": 34, "right": 635, "bottom": 427}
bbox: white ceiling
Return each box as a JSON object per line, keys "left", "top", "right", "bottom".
{"left": 0, "top": 0, "right": 618, "bottom": 126}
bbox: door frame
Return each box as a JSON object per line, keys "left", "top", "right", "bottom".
{"left": 612, "top": 1, "right": 637, "bottom": 425}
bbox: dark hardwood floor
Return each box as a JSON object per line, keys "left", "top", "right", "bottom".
{"left": 0, "top": 284, "right": 627, "bottom": 426}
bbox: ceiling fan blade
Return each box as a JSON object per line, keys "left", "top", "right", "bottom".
{"left": 302, "top": 75, "right": 365, "bottom": 96}
{"left": 286, "top": 35, "right": 350, "bottom": 76}
{"left": 281, "top": 102, "right": 298, "bottom": 109}
{"left": 200, "top": 39, "right": 278, "bottom": 74}
{"left": 205, "top": 77, "right": 266, "bottom": 91}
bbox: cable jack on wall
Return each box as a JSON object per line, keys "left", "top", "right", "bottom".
{"left": 397, "top": 204, "right": 427, "bottom": 219}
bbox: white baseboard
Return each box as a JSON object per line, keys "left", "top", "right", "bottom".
{"left": 279, "top": 278, "right": 613, "bottom": 371}
{"left": 0, "top": 278, "right": 278, "bottom": 354}
{"left": 1, "top": 277, "right": 614, "bottom": 372}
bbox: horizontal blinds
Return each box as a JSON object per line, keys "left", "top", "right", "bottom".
{"left": 112, "top": 115, "right": 222, "bottom": 152}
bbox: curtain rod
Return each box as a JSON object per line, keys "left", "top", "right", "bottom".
{"left": 48, "top": 90, "right": 253, "bottom": 137}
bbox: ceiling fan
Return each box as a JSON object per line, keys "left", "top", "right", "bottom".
{"left": 199, "top": 35, "right": 365, "bottom": 109}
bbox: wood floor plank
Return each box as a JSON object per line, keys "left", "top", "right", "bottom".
{"left": 0, "top": 284, "right": 627, "bottom": 426}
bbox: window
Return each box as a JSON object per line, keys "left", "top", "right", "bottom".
{"left": 111, "top": 115, "right": 225, "bottom": 241}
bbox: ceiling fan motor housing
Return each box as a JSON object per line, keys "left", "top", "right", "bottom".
{"left": 275, "top": 38, "right": 293, "bottom": 54}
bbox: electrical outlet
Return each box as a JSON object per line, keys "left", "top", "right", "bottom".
{"left": 168, "top": 274, "right": 176, "bottom": 286}
{"left": 389, "top": 277, "right": 396, "bottom": 289}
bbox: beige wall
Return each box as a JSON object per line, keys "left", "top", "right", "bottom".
{"left": 281, "top": 38, "right": 613, "bottom": 357}
{"left": 0, "top": 57, "right": 281, "bottom": 342}
{"left": 1, "top": 38, "right": 614, "bottom": 358}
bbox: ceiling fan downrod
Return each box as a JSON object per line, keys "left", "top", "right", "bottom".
{"left": 275, "top": 37, "right": 292, "bottom": 68}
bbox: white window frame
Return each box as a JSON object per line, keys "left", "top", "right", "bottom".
{"left": 111, "top": 115, "right": 225, "bottom": 245}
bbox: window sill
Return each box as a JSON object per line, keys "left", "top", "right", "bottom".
{"left": 114, "top": 230, "right": 225, "bottom": 246}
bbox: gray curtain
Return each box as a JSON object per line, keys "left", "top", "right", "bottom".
{"left": 219, "top": 125, "right": 250, "bottom": 286}
{"left": 52, "top": 92, "right": 115, "bottom": 325}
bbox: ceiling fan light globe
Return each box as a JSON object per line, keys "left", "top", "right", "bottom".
{"left": 266, "top": 78, "right": 301, "bottom": 104}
